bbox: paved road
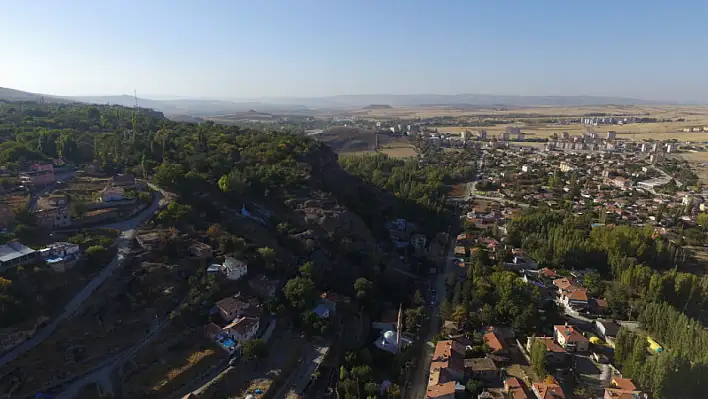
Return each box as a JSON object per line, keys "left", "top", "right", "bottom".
{"left": 406, "top": 232, "right": 457, "bottom": 399}
{"left": 272, "top": 342, "right": 328, "bottom": 399}
{"left": 0, "top": 186, "right": 167, "bottom": 368}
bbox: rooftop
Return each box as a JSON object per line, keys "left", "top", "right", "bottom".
{"left": 426, "top": 381, "right": 456, "bottom": 399}
{"left": 532, "top": 382, "right": 565, "bottom": 399}
{"left": 554, "top": 325, "right": 589, "bottom": 343}
{"left": 0, "top": 242, "right": 36, "bottom": 263}
{"left": 464, "top": 357, "right": 498, "bottom": 372}
{"left": 483, "top": 330, "right": 506, "bottom": 353}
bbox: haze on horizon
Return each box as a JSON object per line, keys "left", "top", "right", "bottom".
{"left": 2, "top": 0, "right": 708, "bottom": 103}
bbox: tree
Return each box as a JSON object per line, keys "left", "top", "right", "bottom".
{"left": 413, "top": 290, "right": 425, "bottom": 307}
{"left": 157, "top": 202, "right": 192, "bottom": 225}
{"left": 242, "top": 338, "right": 268, "bottom": 365}
{"left": 69, "top": 201, "right": 88, "bottom": 221}
{"left": 451, "top": 304, "right": 468, "bottom": 329}
{"left": 257, "top": 247, "right": 277, "bottom": 271}
{"left": 354, "top": 277, "right": 374, "bottom": 303}
{"left": 283, "top": 277, "right": 316, "bottom": 310}
{"left": 698, "top": 213, "right": 708, "bottom": 231}
{"left": 85, "top": 245, "right": 108, "bottom": 266}
{"left": 465, "top": 379, "right": 482, "bottom": 396}
{"left": 529, "top": 338, "right": 548, "bottom": 378}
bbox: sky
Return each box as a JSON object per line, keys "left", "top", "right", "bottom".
{"left": 2, "top": 0, "right": 708, "bottom": 102}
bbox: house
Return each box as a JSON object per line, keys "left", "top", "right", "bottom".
{"left": 112, "top": 173, "right": 136, "bottom": 187}
{"left": 39, "top": 242, "right": 81, "bottom": 272}
{"left": 34, "top": 194, "right": 71, "bottom": 229}
{"left": 188, "top": 241, "right": 213, "bottom": 259}
{"left": 526, "top": 337, "right": 567, "bottom": 364}
{"left": 135, "top": 231, "right": 163, "bottom": 250}
{"left": 604, "top": 378, "right": 642, "bottom": 399}
{"left": 426, "top": 381, "right": 456, "bottom": 399}
{"left": 532, "top": 382, "right": 565, "bottom": 399}
{"left": 0, "top": 242, "right": 38, "bottom": 268}
{"left": 464, "top": 358, "right": 500, "bottom": 382}
{"left": 483, "top": 329, "right": 508, "bottom": 356}
{"left": 428, "top": 340, "right": 465, "bottom": 392}
{"left": 504, "top": 377, "right": 528, "bottom": 399}
{"left": 554, "top": 324, "right": 589, "bottom": 353}
{"left": 224, "top": 316, "right": 260, "bottom": 343}
{"left": 538, "top": 268, "right": 558, "bottom": 280}
{"left": 552, "top": 277, "right": 575, "bottom": 291}
{"left": 19, "top": 163, "right": 55, "bottom": 185}
{"left": 99, "top": 186, "right": 125, "bottom": 202}
{"left": 221, "top": 257, "right": 247, "bottom": 280}
{"left": 559, "top": 286, "right": 589, "bottom": 310}
{"left": 595, "top": 320, "right": 620, "bottom": 341}
{"left": 215, "top": 295, "right": 260, "bottom": 322}
{"left": 590, "top": 297, "right": 609, "bottom": 314}
{"left": 248, "top": 275, "right": 279, "bottom": 298}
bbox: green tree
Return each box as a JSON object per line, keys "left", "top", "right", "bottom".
{"left": 283, "top": 277, "right": 316, "bottom": 310}
{"left": 242, "top": 338, "right": 268, "bottom": 365}
{"left": 257, "top": 247, "right": 277, "bottom": 271}
{"left": 529, "top": 338, "right": 548, "bottom": 378}
{"left": 354, "top": 277, "right": 374, "bottom": 303}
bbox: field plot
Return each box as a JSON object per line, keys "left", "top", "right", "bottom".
{"left": 122, "top": 329, "right": 222, "bottom": 398}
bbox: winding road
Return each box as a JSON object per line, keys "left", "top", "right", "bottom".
{"left": 0, "top": 184, "right": 168, "bottom": 368}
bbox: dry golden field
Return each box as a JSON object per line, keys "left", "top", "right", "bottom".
{"left": 355, "top": 104, "right": 708, "bottom": 120}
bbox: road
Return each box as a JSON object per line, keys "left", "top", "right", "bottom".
{"left": 0, "top": 185, "right": 168, "bottom": 368}
{"left": 405, "top": 228, "right": 458, "bottom": 399}
{"left": 272, "top": 342, "right": 328, "bottom": 399}
{"left": 464, "top": 181, "right": 530, "bottom": 208}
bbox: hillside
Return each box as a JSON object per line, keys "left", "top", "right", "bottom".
{"left": 0, "top": 87, "right": 72, "bottom": 103}
{"left": 317, "top": 126, "right": 404, "bottom": 152}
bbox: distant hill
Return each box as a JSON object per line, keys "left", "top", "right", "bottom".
{"left": 362, "top": 104, "right": 393, "bottom": 110}
{"left": 0, "top": 86, "right": 689, "bottom": 118}
{"left": 267, "top": 94, "right": 679, "bottom": 108}
{"left": 0, "top": 87, "right": 72, "bottom": 103}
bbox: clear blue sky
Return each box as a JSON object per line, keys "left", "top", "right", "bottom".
{"left": 2, "top": 0, "right": 708, "bottom": 102}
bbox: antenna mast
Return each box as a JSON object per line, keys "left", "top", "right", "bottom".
{"left": 134, "top": 89, "right": 138, "bottom": 108}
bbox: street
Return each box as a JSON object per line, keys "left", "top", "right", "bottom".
{"left": 405, "top": 229, "right": 458, "bottom": 399}
{"left": 0, "top": 185, "right": 168, "bottom": 367}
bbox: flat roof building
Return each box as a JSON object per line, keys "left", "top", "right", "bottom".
{"left": 0, "top": 242, "right": 38, "bottom": 269}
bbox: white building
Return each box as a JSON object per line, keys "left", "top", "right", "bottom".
{"left": 554, "top": 324, "right": 589, "bottom": 353}
{"left": 559, "top": 161, "right": 573, "bottom": 173}
{"left": 521, "top": 165, "right": 530, "bottom": 173}
{"left": 224, "top": 316, "right": 260, "bottom": 343}
{"left": 222, "top": 257, "right": 248, "bottom": 280}
{"left": 99, "top": 186, "right": 125, "bottom": 202}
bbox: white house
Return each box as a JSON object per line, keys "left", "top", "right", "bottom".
{"left": 554, "top": 324, "right": 589, "bottom": 353}
{"left": 99, "top": 187, "right": 125, "bottom": 202}
{"left": 224, "top": 316, "right": 260, "bottom": 343}
{"left": 221, "top": 257, "right": 247, "bottom": 280}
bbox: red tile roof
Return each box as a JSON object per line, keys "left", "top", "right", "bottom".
{"left": 505, "top": 377, "right": 528, "bottom": 399}
{"left": 532, "top": 382, "right": 565, "bottom": 399}
{"left": 612, "top": 377, "right": 637, "bottom": 391}
{"left": 552, "top": 277, "right": 574, "bottom": 290}
{"left": 554, "top": 325, "right": 589, "bottom": 343}
{"left": 484, "top": 330, "right": 506, "bottom": 353}
{"left": 427, "top": 381, "right": 456, "bottom": 398}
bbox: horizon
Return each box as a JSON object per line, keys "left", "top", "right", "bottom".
{"left": 2, "top": 0, "right": 708, "bottom": 102}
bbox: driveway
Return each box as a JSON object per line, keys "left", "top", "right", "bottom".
{"left": 0, "top": 185, "right": 168, "bottom": 368}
